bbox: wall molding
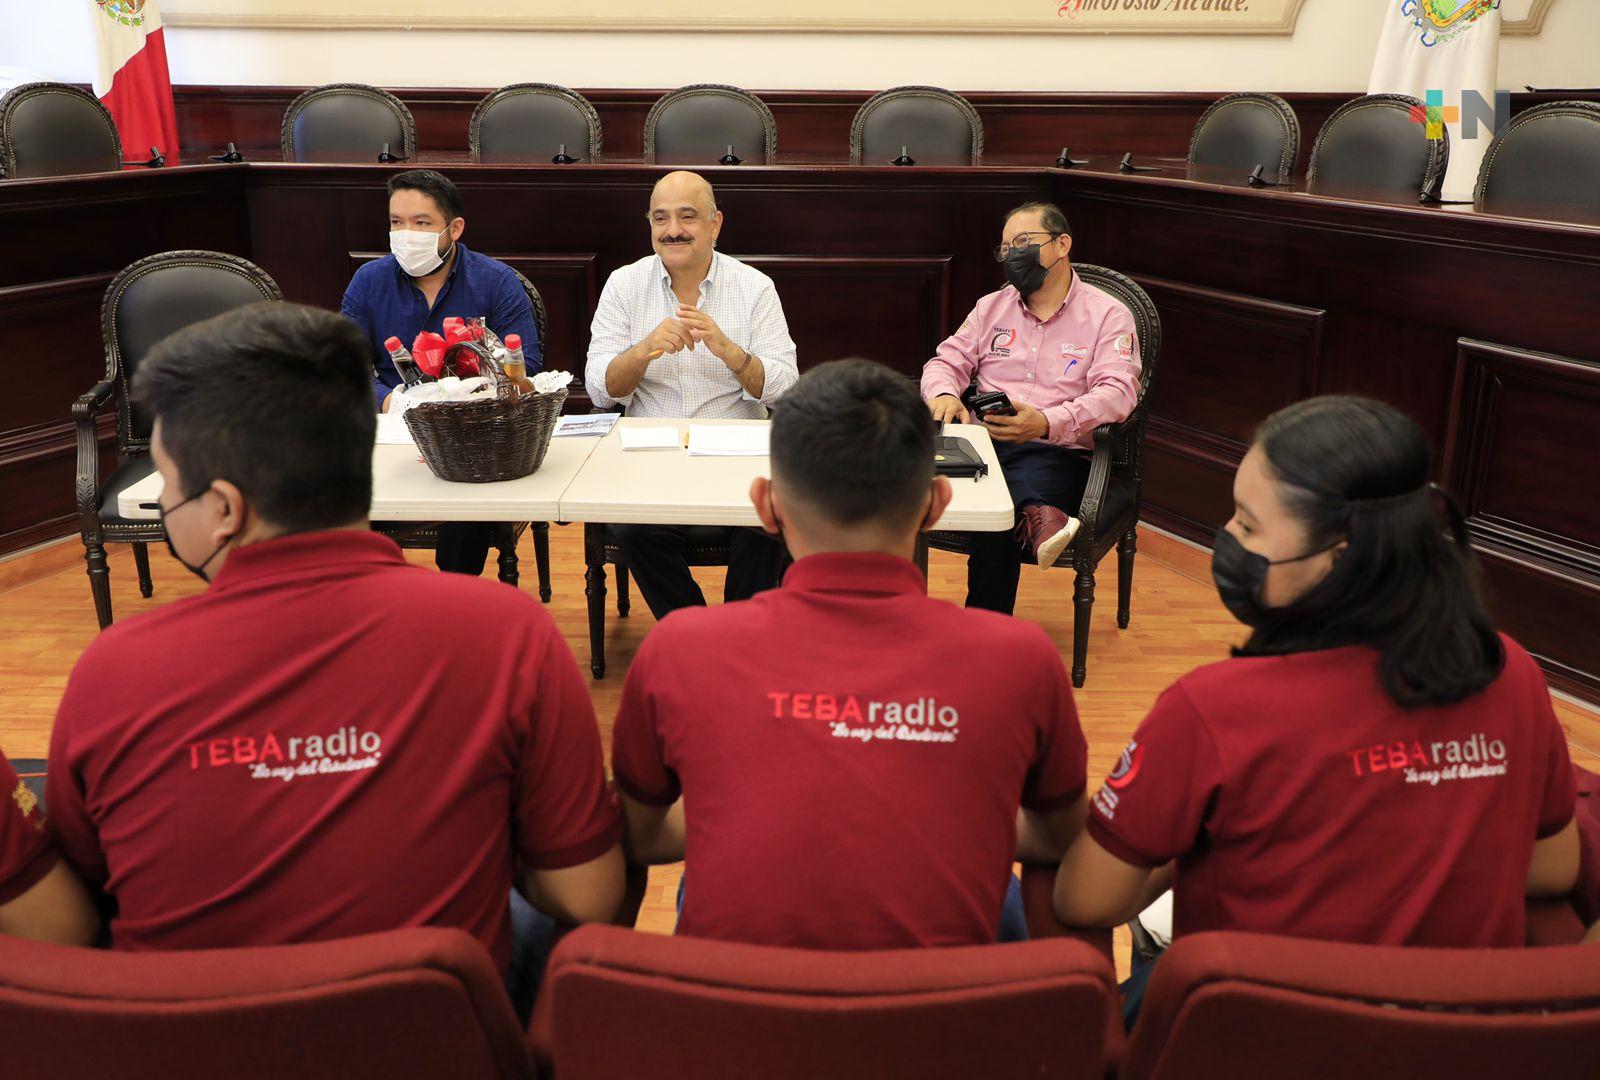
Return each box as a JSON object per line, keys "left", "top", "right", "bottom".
{"left": 162, "top": 0, "right": 1312, "bottom": 35}
{"left": 1507, "top": 0, "right": 1558, "bottom": 36}
{"left": 160, "top": 0, "right": 1555, "bottom": 34}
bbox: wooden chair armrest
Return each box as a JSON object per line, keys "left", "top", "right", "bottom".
{"left": 73, "top": 381, "right": 117, "bottom": 522}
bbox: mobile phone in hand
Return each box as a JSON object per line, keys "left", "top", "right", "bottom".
{"left": 968, "top": 390, "right": 1017, "bottom": 419}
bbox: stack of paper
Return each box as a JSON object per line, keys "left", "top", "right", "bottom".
{"left": 687, "top": 426, "right": 770, "bottom": 457}
{"left": 375, "top": 412, "right": 415, "bottom": 445}
{"left": 553, "top": 414, "right": 620, "bottom": 438}
{"left": 620, "top": 426, "right": 682, "bottom": 451}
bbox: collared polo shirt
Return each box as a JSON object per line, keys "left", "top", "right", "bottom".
{"left": 585, "top": 251, "right": 799, "bottom": 417}
{"left": 611, "top": 551, "right": 1088, "bottom": 950}
{"left": 922, "top": 273, "right": 1141, "bottom": 450}
{"left": 1088, "top": 634, "right": 1575, "bottom": 948}
{"left": 46, "top": 531, "right": 619, "bottom": 973}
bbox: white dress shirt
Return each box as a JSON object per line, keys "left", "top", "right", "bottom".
{"left": 586, "top": 251, "right": 799, "bottom": 417}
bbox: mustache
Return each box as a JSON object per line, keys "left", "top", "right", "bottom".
{"left": 659, "top": 236, "right": 693, "bottom": 245}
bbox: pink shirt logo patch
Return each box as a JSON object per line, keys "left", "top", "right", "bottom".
{"left": 1061, "top": 344, "right": 1090, "bottom": 361}
{"left": 987, "top": 328, "right": 1017, "bottom": 357}
{"left": 1114, "top": 333, "right": 1135, "bottom": 359}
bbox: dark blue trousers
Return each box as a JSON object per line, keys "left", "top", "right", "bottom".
{"left": 964, "top": 441, "right": 1091, "bottom": 615}
{"left": 435, "top": 522, "right": 493, "bottom": 576}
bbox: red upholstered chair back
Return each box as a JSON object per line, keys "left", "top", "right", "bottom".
{"left": 1122, "top": 931, "right": 1600, "bottom": 1080}
{"left": 533, "top": 924, "right": 1119, "bottom": 1080}
{"left": 0, "top": 928, "right": 533, "bottom": 1080}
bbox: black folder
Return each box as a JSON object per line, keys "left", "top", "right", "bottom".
{"left": 933, "top": 436, "right": 988, "bottom": 479}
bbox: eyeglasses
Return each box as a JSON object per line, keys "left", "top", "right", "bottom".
{"left": 993, "top": 232, "right": 1062, "bottom": 261}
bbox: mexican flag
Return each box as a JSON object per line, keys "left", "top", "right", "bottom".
{"left": 1368, "top": 0, "right": 1503, "bottom": 202}
{"left": 88, "top": 0, "right": 179, "bottom": 164}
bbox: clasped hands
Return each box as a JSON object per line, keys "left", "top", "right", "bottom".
{"left": 644, "top": 307, "right": 742, "bottom": 368}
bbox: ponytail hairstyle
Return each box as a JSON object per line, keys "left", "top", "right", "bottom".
{"left": 1235, "top": 396, "right": 1504, "bottom": 707}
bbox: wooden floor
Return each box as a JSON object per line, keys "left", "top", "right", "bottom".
{"left": 4, "top": 525, "right": 1598, "bottom": 969}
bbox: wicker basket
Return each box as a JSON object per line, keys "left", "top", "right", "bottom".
{"left": 403, "top": 385, "right": 568, "bottom": 483}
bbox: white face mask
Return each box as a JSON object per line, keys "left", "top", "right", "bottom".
{"left": 390, "top": 224, "right": 452, "bottom": 278}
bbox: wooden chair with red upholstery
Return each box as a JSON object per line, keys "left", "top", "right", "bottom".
{"left": 531, "top": 923, "right": 1120, "bottom": 1080}
{"left": 1121, "top": 930, "right": 1600, "bottom": 1080}
{"left": 0, "top": 927, "right": 533, "bottom": 1080}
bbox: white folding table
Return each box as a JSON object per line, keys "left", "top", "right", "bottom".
{"left": 116, "top": 435, "right": 606, "bottom": 523}
{"left": 558, "top": 418, "right": 1014, "bottom": 531}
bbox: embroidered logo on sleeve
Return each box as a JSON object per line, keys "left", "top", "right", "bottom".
{"left": 1114, "top": 333, "right": 1135, "bottom": 360}
{"left": 1093, "top": 739, "right": 1142, "bottom": 818}
{"left": 10, "top": 780, "right": 39, "bottom": 821}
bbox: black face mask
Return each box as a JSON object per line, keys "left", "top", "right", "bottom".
{"left": 1001, "top": 243, "right": 1057, "bottom": 298}
{"left": 159, "top": 487, "right": 232, "bottom": 582}
{"left": 1211, "top": 527, "right": 1340, "bottom": 628}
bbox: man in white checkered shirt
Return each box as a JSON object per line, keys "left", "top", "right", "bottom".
{"left": 585, "top": 171, "right": 797, "bottom": 619}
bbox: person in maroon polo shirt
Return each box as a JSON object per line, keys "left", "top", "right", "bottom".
{"left": 1052, "top": 396, "right": 1579, "bottom": 1024}
{"left": 46, "top": 303, "right": 623, "bottom": 1018}
{"left": 612, "top": 359, "right": 1090, "bottom": 950}
{"left": 0, "top": 748, "right": 98, "bottom": 946}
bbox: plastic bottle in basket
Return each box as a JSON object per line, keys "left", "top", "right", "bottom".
{"left": 501, "top": 335, "right": 536, "bottom": 397}
{"left": 384, "top": 337, "right": 433, "bottom": 388}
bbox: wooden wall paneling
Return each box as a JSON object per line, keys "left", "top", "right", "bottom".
{"left": 489, "top": 254, "right": 600, "bottom": 385}
{"left": 173, "top": 88, "right": 1598, "bottom": 170}
{"left": 1139, "top": 437, "right": 1239, "bottom": 543}
{"left": 1476, "top": 546, "right": 1600, "bottom": 702}
{"left": 0, "top": 274, "right": 120, "bottom": 553}
{"left": 1441, "top": 339, "right": 1600, "bottom": 697}
{"left": 1051, "top": 165, "right": 1600, "bottom": 529}
{"left": 0, "top": 413, "right": 118, "bottom": 556}
{"left": 0, "top": 166, "right": 250, "bottom": 290}
{"left": 1444, "top": 340, "right": 1600, "bottom": 558}
{"left": 1134, "top": 275, "right": 1324, "bottom": 445}
{"left": 0, "top": 166, "right": 250, "bottom": 560}
{"left": 739, "top": 256, "right": 953, "bottom": 375}
{"left": 1129, "top": 276, "right": 1324, "bottom": 540}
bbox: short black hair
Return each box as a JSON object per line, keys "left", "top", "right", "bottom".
{"left": 770, "top": 360, "right": 936, "bottom": 529}
{"left": 1238, "top": 395, "right": 1504, "bottom": 708}
{"left": 133, "top": 302, "right": 376, "bottom": 533}
{"left": 387, "top": 169, "right": 463, "bottom": 221}
{"left": 1005, "top": 201, "right": 1072, "bottom": 239}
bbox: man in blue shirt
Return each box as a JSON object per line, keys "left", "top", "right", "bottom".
{"left": 341, "top": 169, "right": 540, "bottom": 576}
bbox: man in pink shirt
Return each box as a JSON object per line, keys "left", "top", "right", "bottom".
{"left": 922, "top": 202, "right": 1142, "bottom": 614}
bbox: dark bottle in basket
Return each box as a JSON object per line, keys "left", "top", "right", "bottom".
{"left": 384, "top": 337, "right": 432, "bottom": 387}
{"left": 501, "top": 335, "right": 535, "bottom": 397}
